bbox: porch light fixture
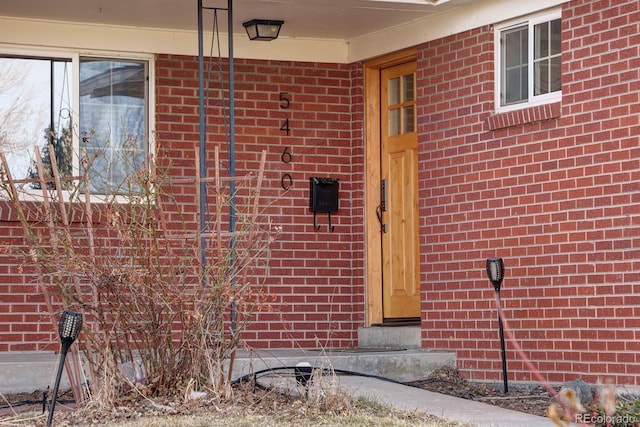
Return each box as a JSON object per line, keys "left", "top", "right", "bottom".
{"left": 485, "top": 257, "right": 508, "bottom": 393}
{"left": 47, "top": 311, "right": 83, "bottom": 427}
{"left": 243, "top": 19, "right": 284, "bottom": 41}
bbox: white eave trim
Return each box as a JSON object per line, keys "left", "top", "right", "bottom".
{"left": 348, "top": 0, "right": 567, "bottom": 62}
{"left": 0, "top": 0, "right": 567, "bottom": 64}
{"left": 0, "top": 16, "right": 349, "bottom": 63}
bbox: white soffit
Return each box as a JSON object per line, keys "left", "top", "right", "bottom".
{"left": 0, "top": 0, "right": 567, "bottom": 63}
{"left": 0, "top": 17, "right": 350, "bottom": 63}
{"left": 367, "top": 0, "right": 451, "bottom": 3}
{"left": 348, "top": 0, "right": 567, "bottom": 62}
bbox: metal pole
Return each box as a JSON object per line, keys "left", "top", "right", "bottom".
{"left": 227, "top": 0, "right": 237, "bottom": 332}
{"left": 197, "top": 1, "right": 236, "bottom": 329}
{"left": 46, "top": 345, "right": 70, "bottom": 427}
{"left": 496, "top": 291, "right": 508, "bottom": 393}
{"left": 50, "top": 61, "right": 55, "bottom": 149}
{"left": 197, "top": 0, "right": 208, "bottom": 285}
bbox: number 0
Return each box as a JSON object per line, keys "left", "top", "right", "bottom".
{"left": 281, "top": 173, "right": 293, "bottom": 190}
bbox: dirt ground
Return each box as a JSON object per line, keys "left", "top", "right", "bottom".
{"left": 407, "top": 366, "right": 556, "bottom": 418}
{"left": 1, "top": 366, "right": 555, "bottom": 425}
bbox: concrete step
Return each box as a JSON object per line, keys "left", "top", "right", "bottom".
{"left": 229, "top": 348, "right": 455, "bottom": 383}
{"left": 0, "top": 352, "right": 66, "bottom": 394}
{"left": 358, "top": 325, "right": 422, "bottom": 349}
{"left": 0, "top": 348, "right": 456, "bottom": 394}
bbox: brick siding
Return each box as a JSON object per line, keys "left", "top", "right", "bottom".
{"left": 1, "top": 0, "right": 638, "bottom": 387}
{"left": 418, "top": 0, "right": 639, "bottom": 384}
{"left": 0, "top": 57, "right": 363, "bottom": 352}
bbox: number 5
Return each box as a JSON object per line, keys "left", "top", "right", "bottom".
{"left": 279, "top": 92, "right": 290, "bottom": 109}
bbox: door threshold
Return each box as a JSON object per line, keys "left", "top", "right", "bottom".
{"left": 372, "top": 318, "right": 420, "bottom": 327}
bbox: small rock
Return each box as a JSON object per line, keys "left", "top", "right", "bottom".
{"left": 559, "top": 378, "right": 593, "bottom": 412}
{"left": 187, "top": 391, "right": 208, "bottom": 401}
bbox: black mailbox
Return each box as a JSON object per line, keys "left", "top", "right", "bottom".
{"left": 309, "top": 177, "right": 339, "bottom": 231}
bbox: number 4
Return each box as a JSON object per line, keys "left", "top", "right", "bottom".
{"left": 280, "top": 118, "right": 290, "bottom": 136}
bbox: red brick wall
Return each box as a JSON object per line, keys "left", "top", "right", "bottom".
{"left": 156, "top": 56, "right": 365, "bottom": 349}
{"left": 419, "top": 0, "right": 640, "bottom": 385}
{"left": 2, "top": 0, "right": 638, "bottom": 389}
{"left": 0, "top": 56, "right": 363, "bottom": 352}
{"left": 0, "top": 248, "right": 51, "bottom": 351}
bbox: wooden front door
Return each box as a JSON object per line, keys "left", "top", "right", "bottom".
{"left": 379, "top": 61, "right": 420, "bottom": 320}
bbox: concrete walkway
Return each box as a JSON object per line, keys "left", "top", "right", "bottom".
{"left": 339, "top": 376, "right": 570, "bottom": 427}
{"left": 257, "top": 373, "right": 575, "bottom": 427}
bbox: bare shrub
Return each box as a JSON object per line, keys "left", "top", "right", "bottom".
{"left": 0, "top": 141, "right": 276, "bottom": 407}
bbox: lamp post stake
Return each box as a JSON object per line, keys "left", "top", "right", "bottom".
{"left": 486, "top": 257, "right": 508, "bottom": 393}
{"left": 496, "top": 291, "right": 508, "bottom": 393}
{"left": 47, "top": 311, "right": 82, "bottom": 427}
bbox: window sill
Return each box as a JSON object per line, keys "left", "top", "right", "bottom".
{"left": 486, "top": 102, "right": 561, "bottom": 131}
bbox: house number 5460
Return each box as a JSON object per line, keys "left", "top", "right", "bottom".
{"left": 280, "top": 92, "right": 293, "bottom": 191}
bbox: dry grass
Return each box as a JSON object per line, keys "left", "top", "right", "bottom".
{"left": 0, "top": 393, "right": 465, "bottom": 427}
{"left": 0, "top": 371, "right": 469, "bottom": 427}
{"left": 107, "top": 411, "right": 462, "bottom": 427}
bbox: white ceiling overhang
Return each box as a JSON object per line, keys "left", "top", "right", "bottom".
{"left": 0, "top": 0, "right": 566, "bottom": 63}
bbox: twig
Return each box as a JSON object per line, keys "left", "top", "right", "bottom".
{"left": 0, "top": 391, "right": 18, "bottom": 417}
{"left": 80, "top": 149, "right": 99, "bottom": 388}
{"left": 214, "top": 146, "right": 222, "bottom": 257}
{"left": 195, "top": 146, "right": 203, "bottom": 269}
{"left": 45, "top": 143, "right": 87, "bottom": 405}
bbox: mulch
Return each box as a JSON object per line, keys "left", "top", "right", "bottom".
{"left": 406, "top": 366, "right": 557, "bottom": 418}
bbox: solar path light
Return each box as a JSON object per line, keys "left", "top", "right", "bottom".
{"left": 295, "top": 361, "right": 313, "bottom": 387}
{"left": 47, "top": 311, "right": 83, "bottom": 427}
{"left": 486, "top": 257, "right": 508, "bottom": 393}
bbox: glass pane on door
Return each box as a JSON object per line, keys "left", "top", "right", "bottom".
{"left": 388, "top": 77, "right": 400, "bottom": 105}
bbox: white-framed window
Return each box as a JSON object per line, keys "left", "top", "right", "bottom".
{"left": 495, "top": 10, "right": 562, "bottom": 111}
{"left": 0, "top": 47, "right": 154, "bottom": 198}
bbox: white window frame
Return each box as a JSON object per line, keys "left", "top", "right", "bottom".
{"left": 494, "top": 9, "right": 562, "bottom": 113}
{"left": 0, "top": 45, "right": 155, "bottom": 202}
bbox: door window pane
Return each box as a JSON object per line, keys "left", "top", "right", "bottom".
{"left": 388, "top": 71, "right": 415, "bottom": 137}
{"left": 402, "top": 106, "right": 415, "bottom": 134}
{"left": 389, "top": 108, "right": 400, "bottom": 136}
{"left": 402, "top": 74, "right": 414, "bottom": 102}
{"left": 388, "top": 77, "right": 400, "bottom": 105}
